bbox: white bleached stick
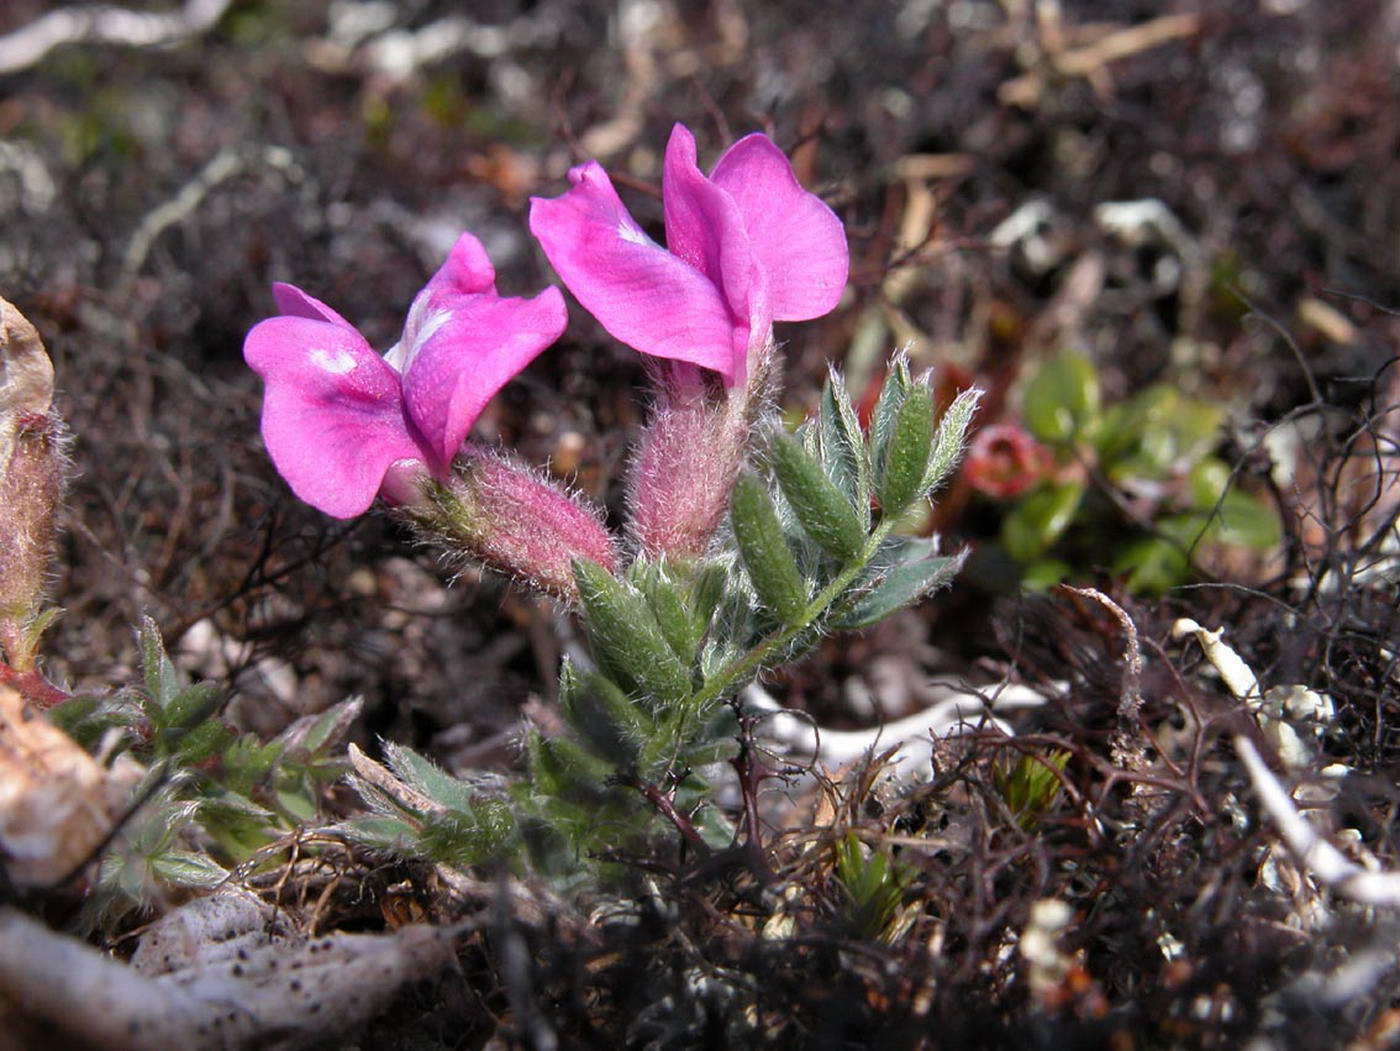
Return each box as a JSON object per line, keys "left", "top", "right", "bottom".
{"left": 1236, "top": 735, "right": 1400, "bottom": 906}
{"left": 0, "top": 0, "right": 231, "bottom": 75}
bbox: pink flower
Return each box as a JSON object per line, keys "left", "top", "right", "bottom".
{"left": 528, "top": 123, "right": 848, "bottom": 387}
{"left": 244, "top": 233, "right": 567, "bottom": 518}
{"left": 964, "top": 423, "right": 1053, "bottom": 500}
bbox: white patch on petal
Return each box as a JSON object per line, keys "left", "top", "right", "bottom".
{"left": 394, "top": 299, "right": 453, "bottom": 372}
{"left": 413, "top": 307, "right": 451, "bottom": 346}
{"left": 382, "top": 341, "right": 407, "bottom": 373}
{"left": 309, "top": 347, "right": 358, "bottom": 375}
{"left": 618, "top": 220, "right": 650, "bottom": 246}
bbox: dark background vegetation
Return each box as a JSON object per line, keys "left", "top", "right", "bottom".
{"left": 2, "top": 0, "right": 1398, "bottom": 1046}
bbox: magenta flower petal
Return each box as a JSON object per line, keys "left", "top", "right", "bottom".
{"left": 401, "top": 286, "right": 568, "bottom": 467}
{"left": 248, "top": 232, "right": 567, "bottom": 518}
{"left": 271, "top": 282, "right": 359, "bottom": 332}
{"left": 244, "top": 315, "right": 425, "bottom": 518}
{"left": 530, "top": 124, "right": 848, "bottom": 388}
{"left": 419, "top": 231, "right": 499, "bottom": 298}
{"left": 529, "top": 161, "right": 741, "bottom": 381}
{"left": 661, "top": 123, "right": 757, "bottom": 325}
{"left": 710, "top": 132, "right": 849, "bottom": 321}
{"left": 384, "top": 235, "right": 500, "bottom": 374}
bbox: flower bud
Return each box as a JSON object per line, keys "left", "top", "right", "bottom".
{"left": 0, "top": 298, "right": 66, "bottom": 671}
{"left": 628, "top": 359, "right": 769, "bottom": 563}
{"left": 411, "top": 448, "right": 618, "bottom": 602}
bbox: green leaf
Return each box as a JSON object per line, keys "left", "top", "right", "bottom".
{"left": 993, "top": 751, "right": 1070, "bottom": 830}
{"left": 869, "top": 356, "right": 913, "bottom": 472}
{"left": 697, "top": 572, "right": 751, "bottom": 677}
{"left": 220, "top": 735, "right": 284, "bottom": 793}
{"left": 634, "top": 562, "right": 703, "bottom": 665}
{"left": 1185, "top": 460, "right": 1282, "bottom": 550}
{"left": 382, "top": 740, "right": 478, "bottom": 814}
{"left": 1209, "top": 490, "right": 1282, "bottom": 550}
{"left": 138, "top": 616, "right": 181, "bottom": 711}
{"left": 519, "top": 736, "right": 558, "bottom": 801}
{"left": 161, "top": 682, "right": 221, "bottom": 735}
{"left": 641, "top": 697, "right": 738, "bottom": 779}
{"left": 876, "top": 382, "right": 934, "bottom": 516}
{"left": 198, "top": 792, "right": 278, "bottom": 859}
{"left": 1188, "top": 457, "right": 1232, "bottom": 509}
{"left": 420, "top": 802, "right": 514, "bottom": 867}
{"left": 834, "top": 832, "right": 907, "bottom": 941}
{"left": 149, "top": 851, "right": 229, "bottom": 888}
{"left": 526, "top": 731, "right": 615, "bottom": 806}
{"left": 922, "top": 387, "right": 981, "bottom": 494}
{"left": 1023, "top": 351, "right": 1099, "bottom": 445}
{"left": 173, "top": 718, "right": 234, "bottom": 765}
{"left": 689, "top": 562, "right": 728, "bottom": 633}
{"left": 1001, "top": 481, "right": 1085, "bottom": 562}
{"left": 559, "top": 661, "right": 649, "bottom": 767}
{"left": 836, "top": 542, "right": 966, "bottom": 629}
{"left": 818, "top": 367, "right": 872, "bottom": 519}
{"left": 1100, "top": 385, "right": 1224, "bottom": 479}
{"left": 45, "top": 693, "right": 103, "bottom": 737}
{"left": 47, "top": 692, "right": 142, "bottom": 750}
{"left": 1113, "top": 536, "right": 1191, "bottom": 595}
{"left": 1021, "top": 558, "right": 1071, "bottom": 590}
{"left": 1161, "top": 395, "right": 1224, "bottom": 470}
{"left": 573, "top": 559, "right": 694, "bottom": 707}
{"left": 20, "top": 606, "right": 62, "bottom": 657}
{"left": 340, "top": 815, "right": 422, "bottom": 853}
{"left": 1092, "top": 400, "right": 1142, "bottom": 465}
{"left": 276, "top": 787, "right": 317, "bottom": 823}
{"left": 771, "top": 430, "right": 867, "bottom": 563}
{"left": 278, "top": 695, "right": 364, "bottom": 760}
{"left": 731, "top": 472, "right": 808, "bottom": 624}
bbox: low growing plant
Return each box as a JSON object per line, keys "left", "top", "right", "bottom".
{"left": 237, "top": 122, "right": 978, "bottom": 878}
{"left": 1, "top": 124, "right": 978, "bottom": 903}
{"left": 48, "top": 618, "right": 360, "bottom": 924}
{"left": 964, "top": 349, "right": 1280, "bottom": 593}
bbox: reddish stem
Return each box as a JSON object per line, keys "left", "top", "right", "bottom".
{"left": 639, "top": 781, "right": 711, "bottom": 858}
{"left": 729, "top": 709, "right": 775, "bottom": 882}
{"left": 0, "top": 660, "right": 70, "bottom": 708}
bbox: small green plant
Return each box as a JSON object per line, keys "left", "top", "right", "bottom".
{"left": 993, "top": 750, "right": 1070, "bottom": 831}
{"left": 339, "top": 740, "right": 516, "bottom": 871}
{"left": 833, "top": 831, "right": 909, "bottom": 941}
{"left": 969, "top": 349, "right": 1280, "bottom": 593}
{"left": 49, "top": 619, "right": 358, "bottom": 922}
